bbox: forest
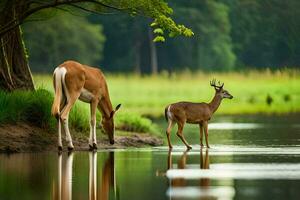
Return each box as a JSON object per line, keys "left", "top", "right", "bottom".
{"left": 23, "top": 0, "right": 300, "bottom": 74}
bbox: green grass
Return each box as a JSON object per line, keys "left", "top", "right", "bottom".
{"left": 35, "top": 69, "right": 300, "bottom": 117}
{"left": 0, "top": 89, "right": 56, "bottom": 130}
{"left": 0, "top": 88, "right": 158, "bottom": 135}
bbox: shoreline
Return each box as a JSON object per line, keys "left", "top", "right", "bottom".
{"left": 0, "top": 122, "right": 163, "bottom": 153}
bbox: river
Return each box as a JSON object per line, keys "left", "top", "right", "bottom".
{"left": 0, "top": 115, "right": 300, "bottom": 200}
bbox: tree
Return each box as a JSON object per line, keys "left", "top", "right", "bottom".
{"left": 0, "top": 0, "right": 193, "bottom": 91}
{"left": 162, "top": 0, "right": 236, "bottom": 71}
{"left": 223, "top": 0, "right": 300, "bottom": 68}
{"left": 23, "top": 12, "right": 105, "bottom": 73}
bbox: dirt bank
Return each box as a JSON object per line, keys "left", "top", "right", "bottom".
{"left": 0, "top": 123, "right": 163, "bottom": 153}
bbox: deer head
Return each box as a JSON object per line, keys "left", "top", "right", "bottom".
{"left": 101, "top": 104, "right": 121, "bottom": 144}
{"left": 210, "top": 79, "right": 233, "bottom": 99}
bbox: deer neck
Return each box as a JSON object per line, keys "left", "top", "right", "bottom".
{"left": 208, "top": 93, "right": 223, "bottom": 113}
{"left": 98, "top": 95, "right": 113, "bottom": 119}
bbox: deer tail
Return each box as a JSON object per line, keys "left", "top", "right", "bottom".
{"left": 51, "top": 67, "right": 64, "bottom": 119}
{"left": 164, "top": 105, "right": 169, "bottom": 122}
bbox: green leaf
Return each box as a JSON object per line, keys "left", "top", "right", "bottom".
{"left": 150, "top": 22, "right": 157, "bottom": 27}
{"left": 153, "top": 28, "right": 164, "bottom": 34}
{"left": 153, "top": 36, "right": 165, "bottom": 42}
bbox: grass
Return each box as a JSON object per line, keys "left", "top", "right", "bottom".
{"left": 34, "top": 69, "right": 300, "bottom": 118}
{"left": 0, "top": 89, "right": 158, "bottom": 135}
{"left": 0, "top": 89, "right": 56, "bottom": 130}
{"left": 2, "top": 69, "right": 297, "bottom": 137}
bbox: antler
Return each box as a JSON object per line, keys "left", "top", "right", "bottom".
{"left": 210, "top": 78, "right": 224, "bottom": 89}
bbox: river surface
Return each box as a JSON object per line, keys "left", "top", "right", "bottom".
{"left": 1, "top": 115, "right": 300, "bottom": 200}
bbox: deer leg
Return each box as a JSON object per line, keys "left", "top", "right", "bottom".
{"left": 89, "top": 99, "right": 98, "bottom": 150}
{"left": 57, "top": 96, "right": 67, "bottom": 151}
{"left": 166, "top": 120, "right": 174, "bottom": 149}
{"left": 176, "top": 122, "right": 192, "bottom": 150}
{"left": 57, "top": 118, "right": 63, "bottom": 151}
{"left": 60, "top": 97, "right": 78, "bottom": 151}
{"left": 199, "top": 123, "right": 204, "bottom": 147}
{"left": 203, "top": 121, "right": 210, "bottom": 148}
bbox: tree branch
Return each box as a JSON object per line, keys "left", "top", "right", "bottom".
{"left": 0, "top": 0, "right": 128, "bottom": 37}
{"left": 68, "top": 3, "right": 116, "bottom": 15}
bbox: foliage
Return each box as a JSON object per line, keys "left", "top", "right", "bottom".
{"left": 222, "top": 0, "right": 300, "bottom": 68}
{"left": 0, "top": 0, "right": 193, "bottom": 40}
{"left": 0, "top": 87, "right": 159, "bottom": 135}
{"left": 164, "top": 0, "right": 236, "bottom": 71}
{"left": 115, "top": 112, "right": 159, "bottom": 133}
{"left": 0, "top": 89, "right": 56, "bottom": 130}
{"left": 19, "top": 0, "right": 300, "bottom": 74}
{"left": 23, "top": 12, "right": 105, "bottom": 72}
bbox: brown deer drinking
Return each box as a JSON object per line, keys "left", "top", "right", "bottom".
{"left": 51, "top": 60, "right": 121, "bottom": 151}
{"left": 164, "top": 79, "right": 233, "bottom": 149}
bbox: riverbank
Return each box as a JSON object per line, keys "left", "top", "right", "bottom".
{"left": 0, "top": 122, "right": 163, "bottom": 153}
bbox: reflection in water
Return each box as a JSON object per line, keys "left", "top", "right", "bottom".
{"left": 89, "top": 152, "right": 97, "bottom": 200}
{"left": 165, "top": 149, "right": 235, "bottom": 199}
{"left": 99, "top": 152, "right": 117, "bottom": 200}
{"left": 56, "top": 152, "right": 73, "bottom": 200}
{"left": 168, "top": 150, "right": 189, "bottom": 187}
{"left": 200, "top": 149, "right": 210, "bottom": 188}
{"left": 165, "top": 149, "right": 210, "bottom": 187}
{"left": 54, "top": 152, "right": 117, "bottom": 200}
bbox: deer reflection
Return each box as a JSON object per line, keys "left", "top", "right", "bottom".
{"left": 171, "top": 149, "right": 210, "bottom": 187}
{"left": 54, "top": 152, "right": 117, "bottom": 200}
{"left": 56, "top": 152, "right": 74, "bottom": 200}
{"left": 89, "top": 151, "right": 117, "bottom": 200}
{"left": 98, "top": 152, "right": 116, "bottom": 200}
{"left": 168, "top": 150, "right": 189, "bottom": 187}
{"left": 159, "top": 148, "right": 211, "bottom": 200}
{"left": 89, "top": 152, "right": 97, "bottom": 200}
{"left": 200, "top": 148, "right": 210, "bottom": 187}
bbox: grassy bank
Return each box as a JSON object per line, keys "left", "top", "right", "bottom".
{"left": 0, "top": 89, "right": 159, "bottom": 135}
{"left": 34, "top": 69, "right": 300, "bottom": 117}
{"left": 0, "top": 89, "right": 56, "bottom": 130}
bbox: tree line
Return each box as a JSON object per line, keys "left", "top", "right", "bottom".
{"left": 21, "top": 0, "right": 300, "bottom": 74}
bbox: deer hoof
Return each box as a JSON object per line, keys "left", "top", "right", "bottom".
{"left": 187, "top": 146, "right": 192, "bottom": 150}
{"left": 58, "top": 146, "right": 63, "bottom": 151}
{"left": 89, "top": 144, "right": 94, "bottom": 151}
{"left": 67, "top": 146, "right": 74, "bottom": 151}
{"left": 93, "top": 143, "right": 98, "bottom": 150}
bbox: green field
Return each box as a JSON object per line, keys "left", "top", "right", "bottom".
{"left": 34, "top": 69, "right": 300, "bottom": 118}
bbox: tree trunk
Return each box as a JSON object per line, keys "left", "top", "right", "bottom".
{"left": 133, "top": 40, "right": 141, "bottom": 74}
{"left": 133, "top": 21, "right": 141, "bottom": 75}
{"left": 0, "top": 2, "right": 35, "bottom": 91}
{"left": 148, "top": 27, "right": 158, "bottom": 75}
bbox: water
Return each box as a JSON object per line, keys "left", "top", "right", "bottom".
{"left": 0, "top": 115, "right": 300, "bottom": 200}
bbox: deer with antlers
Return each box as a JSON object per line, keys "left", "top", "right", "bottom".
{"left": 165, "top": 79, "right": 233, "bottom": 149}
{"left": 51, "top": 60, "right": 121, "bottom": 151}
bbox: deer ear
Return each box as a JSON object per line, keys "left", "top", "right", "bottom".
{"left": 109, "top": 104, "right": 121, "bottom": 119}
{"left": 115, "top": 104, "right": 121, "bottom": 111}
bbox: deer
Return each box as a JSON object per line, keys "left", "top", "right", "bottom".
{"left": 164, "top": 79, "right": 233, "bottom": 150}
{"left": 51, "top": 60, "right": 121, "bottom": 151}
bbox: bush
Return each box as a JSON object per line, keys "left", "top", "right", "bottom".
{"left": 115, "top": 112, "right": 159, "bottom": 134}
{"left": 0, "top": 89, "right": 56, "bottom": 130}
